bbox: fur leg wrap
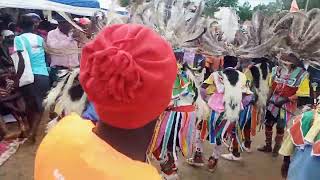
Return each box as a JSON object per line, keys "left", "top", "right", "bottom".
{"left": 265, "top": 125, "right": 273, "bottom": 147}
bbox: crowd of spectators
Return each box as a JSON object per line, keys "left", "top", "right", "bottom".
{"left": 0, "top": 11, "right": 87, "bottom": 142}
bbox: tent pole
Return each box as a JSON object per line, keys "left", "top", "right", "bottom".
{"left": 305, "top": 0, "right": 310, "bottom": 12}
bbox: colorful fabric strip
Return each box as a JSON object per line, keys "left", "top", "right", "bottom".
{"left": 289, "top": 114, "right": 305, "bottom": 147}
{"left": 160, "top": 111, "right": 176, "bottom": 159}
{"left": 172, "top": 112, "right": 181, "bottom": 161}
{"left": 154, "top": 111, "right": 171, "bottom": 150}
{"left": 208, "top": 111, "right": 216, "bottom": 144}
{"left": 251, "top": 105, "right": 258, "bottom": 136}
{"left": 312, "top": 138, "right": 320, "bottom": 156}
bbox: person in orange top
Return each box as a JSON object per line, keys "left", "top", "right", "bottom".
{"left": 204, "top": 55, "right": 224, "bottom": 79}
{"left": 34, "top": 24, "right": 177, "bottom": 180}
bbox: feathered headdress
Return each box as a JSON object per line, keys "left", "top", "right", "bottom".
{"left": 199, "top": 7, "right": 240, "bottom": 57}
{"left": 238, "top": 9, "right": 320, "bottom": 66}
{"left": 130, "top": 0, "right": 207, "bottom": 48}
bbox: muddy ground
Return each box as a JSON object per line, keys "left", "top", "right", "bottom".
{"left": 0, "top": 122, "right": 283, "bottom": 180}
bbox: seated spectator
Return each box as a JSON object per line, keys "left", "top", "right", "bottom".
{"left": 0, "top": 39, "right": 28, "bottom": 139}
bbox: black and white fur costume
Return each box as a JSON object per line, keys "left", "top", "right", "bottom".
{"left": 249, "top": 60, "right": 273, "bottom": 126}
{"left": 44, "top": 69, "right": 88, "bottom": 131}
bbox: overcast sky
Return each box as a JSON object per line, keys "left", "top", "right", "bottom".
{"left": 239, "top": 0, "right": 276, "bottom": 7}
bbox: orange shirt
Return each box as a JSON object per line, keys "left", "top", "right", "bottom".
{"left": 34, "top": 113, "right": 161, "bottom": 180}
{"left": 205, "top": 55, "right": 224, "bottom": 71}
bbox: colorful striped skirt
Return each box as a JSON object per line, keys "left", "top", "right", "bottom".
{"left": 150, "top": 108, "right": 197, "bottom": 160}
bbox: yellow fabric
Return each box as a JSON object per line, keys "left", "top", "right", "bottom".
{"left": 268, "top": 74, "right": 273, "bottom": 87}
{"left": 239, "top": 71, "right": 252, "bottom": 94}
{"left": 54, "top": 102, "right": 63, "bottom": 115}
{"left": 204, "top": 74, "right": 216, "bottom": 95}
{"left": 240, "top": 72, "right": 247, "bottom": 85}
{"left": 296, "top": 75, "right": 310, "bottom": 97}
{"left": 279, "top": 109, "right": 320, "bottom": 156}
{"left": 305, "top": 110, "right": 320, "bottom": 143}
{"left": 279, "top": 133, "right": 295, "bottom": 156}
{"left": 35, "top": 114, "right": 161, "bottom": 180}
{"left": 204, "top": 74, "right": 214, "bottom": 85}
{"left": 244, "top": 70, "right": 253, "bottom": 86}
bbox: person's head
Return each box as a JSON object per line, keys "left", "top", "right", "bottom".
{"left": 279, "top": 52, "right": 302, "bottom": 70}
{"left": 1, "top": 30, "right": 15, "bottom": 47}
{"left": 25, "top": 13, "right": 41, "bottom": 29}
{"left": 38, "top": 20, "right": 51, "bottom": 31}
{"left": 19, "top": 15, "right": 35, "bottom": 33}
{"left": 53, "top": 13, "right": 73, "bottom": 35}
{"left": 223, "top": 55, "right": 238, "bottom": 69}
{"left": 58, "top": 21, "right": 73, "bottom": 35}
{"left": 7, "top": 22, "right": 16, "bottom": 32}
{"left": 49, "top": 19, "right": 58, "bottom": 31}
{"left": 80, "top": 24, "right": 177, "bottom": 131}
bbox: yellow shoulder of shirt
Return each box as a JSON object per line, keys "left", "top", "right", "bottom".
{"left": 34, "top": 113, "right": 161, "bottom": 180}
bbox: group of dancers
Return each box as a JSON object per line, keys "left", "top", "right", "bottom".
{"left": 150, "top": 48, "right": 315, "bottom": 179}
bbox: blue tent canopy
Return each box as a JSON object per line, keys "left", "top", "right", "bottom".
{"left": 49, "top": 0, "right": 100, "bottom": 8}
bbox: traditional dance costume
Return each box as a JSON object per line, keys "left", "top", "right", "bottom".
{"left": 258, "top": 65, "right": 309, "bottom": 155}
{"left": 194, "top": 63, "right": 249, "bottom": 168}
{"left": 279, "top": 106, "right": 320, "bottom": 180}
{"left": 151, "top": 65, "right": 199, "bottom": 175}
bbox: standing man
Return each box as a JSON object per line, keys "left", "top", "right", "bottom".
{"left": 46, "top": 17, "right": 79, "bottom": 84}
{"left": 258, "top": 53, "right": 310, "bottom": 156}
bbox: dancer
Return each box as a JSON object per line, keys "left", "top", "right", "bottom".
{"left": 219, "top": 58, "right": 261, "bottom": 160}
{"left": 188, "top": 55, "right": 248, "bottom": 171}
{"left": 280, "top": 63, "right": 320, "bottom": 179}
{"left": 279, "top": 96, "right": 320, "bottom": 180}
{"left": 129, "top": 1, "right": 208, "bottom": 179}
{"left": 258, "top": 53, "right": 309, "bottom": 156}
{"left": 151, "top": 52, "right": 205, "bottom": 178}
{"left": 35, "top": 24, "right": 177, "bottom": 179}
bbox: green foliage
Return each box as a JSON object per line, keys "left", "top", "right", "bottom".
{"left": 203, "top": 0, "right": 238, "bottom": 17}
{"left": 238, "top": 1, "right": 252, "bottom": 21}
{"left": 253, "top": 1, "right": 283, "bottom": 16}
{"left": 119, "top": 0, "right": 130, "bottom": 7}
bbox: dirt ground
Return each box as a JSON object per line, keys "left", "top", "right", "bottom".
{"left": 0, "top": 123, "right": 283, "bottom": 180}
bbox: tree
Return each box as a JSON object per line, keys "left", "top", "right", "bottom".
{"left": 253, "top": 1, "right": 283, "bottom": 16}
{"left": 118, "top": 0, "right": 130, "bottom": 7}
{"left": 238, "top": 2, "right": 252, "bottom": 21}
{"left": 203, "top": 0, "right": 238, "bottom": 17}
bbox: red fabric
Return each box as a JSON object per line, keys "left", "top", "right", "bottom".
{"left": 251, "top": 105, "right": 257, "bottom": 136}
{"left": 272, "top": 82, "right": 298, "bottom": 97}
{"left": 80, "top": 24, "right": 177, "bottom": 129}
{"left": 289, "top": 115, "right": 304, "bottom": 146}
{"left": 171, "top": 105, "right": 195, "bottom": 112}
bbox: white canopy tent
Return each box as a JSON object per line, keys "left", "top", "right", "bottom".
{"left": 0, "top": 0, "right": 127, "bottom": 16}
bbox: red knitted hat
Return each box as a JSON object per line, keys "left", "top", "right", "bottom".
{"left": 80, "top": 24, "right": 177, "bottom": 129}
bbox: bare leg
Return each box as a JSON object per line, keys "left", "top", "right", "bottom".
{"left": 11, "top": 113, "right": 28, "bottom": 138}
{"left": 28, "top": 112, "right": 42, "bottom": 143}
